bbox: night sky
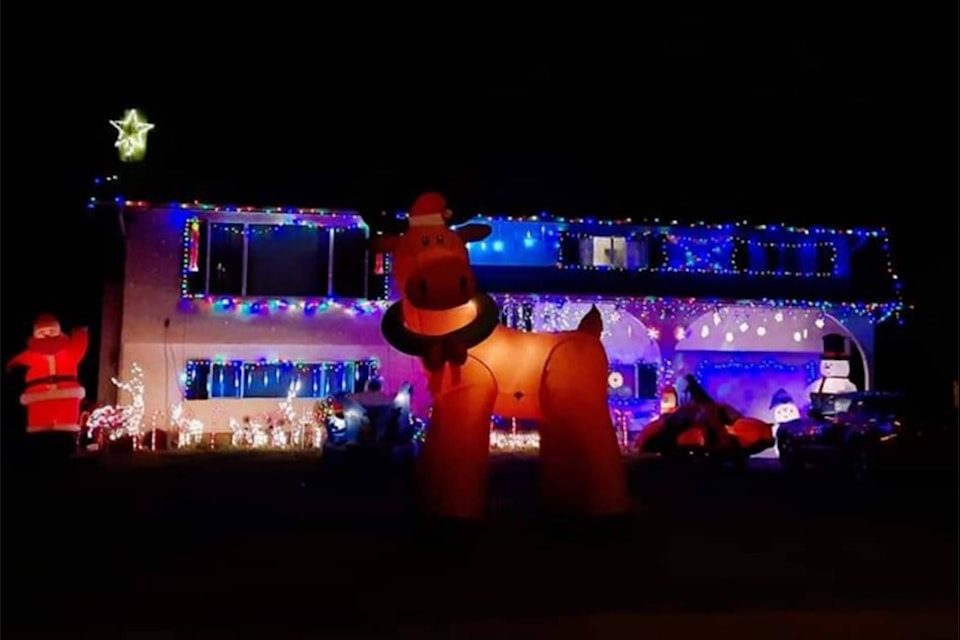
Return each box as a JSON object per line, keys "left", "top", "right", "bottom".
{"left": 3, "top": 7, "right": 956, "bottom": 410}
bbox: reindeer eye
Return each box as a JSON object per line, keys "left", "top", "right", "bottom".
{"left": 420, "top": 236, "right": 429, "bottom": 246}
{"left": 436, "top": 235, "right": 445, "bottom": 244}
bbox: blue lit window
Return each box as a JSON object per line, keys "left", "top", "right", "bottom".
{"left": 182, "top": 359, "right": 379, "bottom": 399}
{"left": 244, "top": 363, "right": 297, "bottom": 398}
{"left": 184, "top": 360, "right": 211, "bottom": 400}
{"left": 661, "top": 234, "right": 735, "bottom": 274}
{"left": 816, "top": 243, "right": 837, "bottom": 276}
{"left": 211, "top": 362, "right": 243, "bottom": 398}
{"left": 465, "top": 221, "right": 560, "bottom": 267}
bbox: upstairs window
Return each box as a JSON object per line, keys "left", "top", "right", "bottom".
{"left": 181, "top": 219, "right": 375, "bottom": 299}
{"left": 559, "top": 233, "right": 650, "bottom": 270}
{"left": 247, "top": 225, "right": 329, "bottom": 297}
{"left": 466, "top": 221, "right": 561, "bottom": 267}
{"left": 209, "top": 223, "right": 245, "bottom": 296}
{"left": 659, "top": 234, "right": 735, "bottom": 274}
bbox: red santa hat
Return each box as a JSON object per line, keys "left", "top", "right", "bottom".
{"left": 34, "top": 313, "right": 61, "bottom": 335}
{"left": 408, "top": 192, "right": 452, "bottom": 228}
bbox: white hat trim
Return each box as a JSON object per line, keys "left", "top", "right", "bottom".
{"left": 409, "top": 213, "right": 447, "bottom": 227}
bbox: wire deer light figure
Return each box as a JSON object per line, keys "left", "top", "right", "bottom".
{"left": 366, "top": 193, "right": 630, "bottom": 519}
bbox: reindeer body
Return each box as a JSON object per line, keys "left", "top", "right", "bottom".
{"left": 419, "top": 320, "right": 594, "bottom": 420}
{"left": 370, "top": 193, "right": 630, "bottom": 520}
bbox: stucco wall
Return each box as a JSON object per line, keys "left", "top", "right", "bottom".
{"left": 118, "top": 342, "right": 425, "bottom": 433}
{"left": 112, "top": 206, "right": 880, "bottom": 435}
{"left": 115, "top": 208, "right": 428, "bottom": 431}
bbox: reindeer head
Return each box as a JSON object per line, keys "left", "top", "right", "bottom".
{"left": 365, "top": 193, "right": 492, "bottom": 311}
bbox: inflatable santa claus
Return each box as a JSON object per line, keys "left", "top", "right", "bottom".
{"left": 6, "top": 314, "right": 89, "bottom": 434}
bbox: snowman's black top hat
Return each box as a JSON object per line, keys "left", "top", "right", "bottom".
{"left": 821, "top": 333, "right": 850, "bottom": 360}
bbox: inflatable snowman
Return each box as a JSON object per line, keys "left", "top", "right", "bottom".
{"left": 805, "top": 333, "right": 858, "bottom": 398}
{"left": 770, "top": 388, "right": 801, "bottom": 424}
{"left": 758, "top": 388, "right": 801, "bottom": 458}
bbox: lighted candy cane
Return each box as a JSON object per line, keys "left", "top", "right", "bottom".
{"left": 187, "top": 219, "right": 201, "bottom": 272}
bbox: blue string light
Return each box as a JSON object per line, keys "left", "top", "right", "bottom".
{"left": 91, "top": 198, "right": 903, "bottom": 324}
{"left": 695, "top": 358, "right": 821, "bottom": 386}
{"left": 184, "top": 358, "right": 380, "bottom": 400}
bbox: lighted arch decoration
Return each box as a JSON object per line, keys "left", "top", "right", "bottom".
{"left": 678, "top": 307, "right": 865, "bottom": 361}
{"left": 531, "top": 301, "right": 663, "bottom": 367}
{"left": 674, "top": 305, "right": 870, "bottom": 420}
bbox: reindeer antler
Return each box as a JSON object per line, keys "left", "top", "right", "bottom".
{"left": 445, "top": 207, "right": 481, "bottom": 228}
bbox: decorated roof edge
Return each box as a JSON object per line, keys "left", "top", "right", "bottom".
{"left": 90, "top": 198, "right": 890, "bottom": 238}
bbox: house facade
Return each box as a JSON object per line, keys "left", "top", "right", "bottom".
{"left": 99, "top": 201, "right": 903, "bottom": 443}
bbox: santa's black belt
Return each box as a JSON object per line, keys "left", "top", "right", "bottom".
{"left": 25, "top": 375, "right": 78, "bottom": 388}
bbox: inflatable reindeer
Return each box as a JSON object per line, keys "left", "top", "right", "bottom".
{"left": 367, "top": 192, "right": 630, "bottom": 520}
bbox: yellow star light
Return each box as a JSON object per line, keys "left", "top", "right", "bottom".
{"left": 110, "top": 109, "right": 155, "bottom": 162}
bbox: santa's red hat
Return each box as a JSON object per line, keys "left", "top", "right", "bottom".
{"left": 34, "top": 313, "right": 61, "bottom": 334}
{"left": 408, "top": 192, "right": 452, "bottom": 228}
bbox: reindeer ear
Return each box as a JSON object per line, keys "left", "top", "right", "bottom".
{"left": 370, "top": 234, "right": 399, "bottom": 254}
{"left": 456, "top": 224, "right": 492, "bottom": 244}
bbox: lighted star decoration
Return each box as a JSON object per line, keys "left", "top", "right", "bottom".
{"left": 110, "top": 109, "right": 154, "bottom": 162}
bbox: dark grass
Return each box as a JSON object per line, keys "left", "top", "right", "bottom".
{"left": 2, "top": 448, "right": 957, "bottom": 638}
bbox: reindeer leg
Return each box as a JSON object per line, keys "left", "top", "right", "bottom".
{"left": 417, "top": 359, "right": 497, "bottom": 520}
{"left": 540, "top": 337, "right": 631, "bottom": 516}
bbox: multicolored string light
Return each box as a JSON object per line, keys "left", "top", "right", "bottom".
{"left": 86, "top": 195, "right": 905, "bottom": 324}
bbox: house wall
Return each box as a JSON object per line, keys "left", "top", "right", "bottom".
{"left": 115, "top": 208, "right": 428, "bottom": 432}
{"left": 96, "top": 280, "right": 125, "bottom": 406}
{"left": 110, "top": 206, "right": 884, "bottom": 438}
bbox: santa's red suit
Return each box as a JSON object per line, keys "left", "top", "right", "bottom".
{"left": 6, "top": 314, "right": 89, "bottom": 433}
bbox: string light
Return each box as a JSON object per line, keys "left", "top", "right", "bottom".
{"left": 612, "top": 409, "right": 634, "bottom": 449}
{"left": 87, "top": 198, "right": 893, "bottom": 240}
{"left": 109, "top": 109, "right": 154, "bottom": 163}
{"left": 85, "top": 363, "right": 145, "bottom": 443}
{"left": 489, "top": 430, "right": 541, "bottom": 451}
{"left": 92, "top": 192, "right": 897, "bottom": 268}
{"left": 180, "top": 297, "right": 390, "bottom": 316}
{"left": 695, "top": 358, "right": 821, "bottom": 385}
{"left": 494, "top": 294, "right": 901, "bottom": 325}
{"left": 171, "top": 403, "right": 204, "bottom": 447}
{"left": 86, "top": 195, "right": 906, "bottom": 445}
{"left": 184, "top": 358, "right": 379, "bottom": 400}
{"left": 179, "top": 218, "right": 380, "bottom": 301}
{"left": 144, "top": 200, "right": 903, "bottom": 322}
{"left": 555, "top": 230, "right": 851, "bottom": 279}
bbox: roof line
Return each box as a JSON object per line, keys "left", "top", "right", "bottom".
{"left": 90, "top": 198, "right": 890, "bottom": 236}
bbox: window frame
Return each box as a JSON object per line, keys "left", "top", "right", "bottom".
{"left": 183, "top": 358, "right": 380, "bottom": 400}
{"left": 182, "top": 215, "right": 373, "bottom": 300}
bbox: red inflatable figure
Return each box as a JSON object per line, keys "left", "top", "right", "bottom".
{"left": 635, "top": 374, "right": 774, "bottom": 459}
{"left": 6, "top": 314, "right": 89, "bottom": 434}
{"left": 368, "top": 193, "right": 630, "bottom": 520}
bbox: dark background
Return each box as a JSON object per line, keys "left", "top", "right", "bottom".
{"left": 3, "top": 6, "right": 957, "bottom": 426}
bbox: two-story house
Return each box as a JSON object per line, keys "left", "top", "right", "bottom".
{"left": 97, "top": 200, "right": 903, "bottom": 443}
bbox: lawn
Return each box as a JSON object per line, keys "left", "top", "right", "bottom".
{"left": 1, "top": 449, "right": 956, "bottom": 638}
